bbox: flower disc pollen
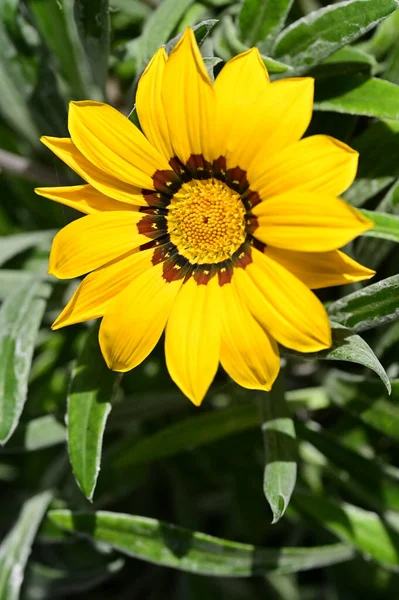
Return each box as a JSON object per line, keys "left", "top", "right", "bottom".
{"left": 166, "top": 178, "right": 246, "bottom": 264}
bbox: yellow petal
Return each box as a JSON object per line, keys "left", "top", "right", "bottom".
{"left": 49, "top": 211, "right": 150, "bottom": 279}
{"left": 41, "top": 137, "right": 148, "bottom": 206}
{"left": 214, "top": 48, "right": 269, "bottom": 159}
{"left": 35, "top": 184, "right": 136, "bottom": 214}
{"left": 165, "top": 276, "right": 221, "bottom": 406}
{"left": 68, "top": 101, "right": 170, "bottom": 189}
{"left": 220, "top": 277, "right": 280, "bottom": 391}
{"left": 265, "top": 247, "right": 375, "bottom": 289}
{"left": 52, "top": 248, "right": 153, "bottom": 329}
{"left": 99, "top": 263, "right": 182, "bottom": 372}
{"left": 236, "top": 248, "right": 331, "bottom": 352}
{"left": 162, "top": 28, "right": 216, "bottom": 164}
{"left": 252, "top": 135, "right": 358, "bottom": 198}
{"left": 253, "top": 191, "right": 373, "bottom": 252}
{"left": 225, "top": 78, "right": 314, "bottom": 176}
{"left": 136, "top": 48, "right": 174, "bottom": 161}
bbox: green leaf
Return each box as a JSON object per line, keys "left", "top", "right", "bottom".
{"left": 0, "top": 415, "right": 66, "bottom": 453}
{"left": 329, "top": 275, "right": 399, "bottom": 332}
{"left": 67, "top": 324, "right": 121, "bottom": 501}
{"left": 273, "top": 0, "right": 399, "bottom": 72}
{"left": 314, "top": 76, "right": 399, "bottom": 119}
{"left": 357, "top": 180, "right": 399, "bottom": 268}
{"left": 0, "top": 281, "right": 51, "bottom": 444}
{"left": 357, "top": 10, "right": 399, "bottom": 58}
{"left": 137, "top": 0, "right": 195, "bottom": 67}
{"left": 0, "top": 271, "right": 34, "bottom": 300}
{"left": 48, "top": 510, "right": 355, "bottom": 576}
{"left": 28, "top": 0, "right": 98, "bottom": 100}
{"left": 73, "top": 0, "right": 110, "bottom": 94}
{"left": 0, "top": 231, "right": 55, "bottom": 267}
{"left": 325, "top": 371, "right": 399, "bottom": 441}
{"left": 0, "top": 490, "right": 52, "bottom": 600}
{"left": 344, "top": 119, "right": 399, "bottom": 207}
{"left": 310, "top": 47, "right": 377, "bottom": 78}
{"left": 293, "top": 492, "right": 399, "bottom": 570}
{"left": 360, "top": 209, "right": 399, "bottom": 242}
{"left": 259, "top": 373, "right": 297, "bottom": 524}
{"left": 238, "top": 0, "right": 294, "bottom": 50}
{"left": 106, "top": 402, "right": 261, "bottom": 473}
{"left": 287, "top": 322, "right": 391, "bottom": 393}
{"left": 219, "top": 15, "right": 291, "bottom": 73}
{"left": 0, "top": 21, "right": 41, "bottom": 148}
{"left": 297, "top": 420, "right": 399, "bottom": 513}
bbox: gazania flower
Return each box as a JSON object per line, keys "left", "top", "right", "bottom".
{"left": 36, "top": 28, "right": 374, "bottom": 406}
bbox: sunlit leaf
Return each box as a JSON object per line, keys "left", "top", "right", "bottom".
{"left": 287, "top": 322, "right": 391, "bottom": 393}
{"left": 259, "top": 373, "right": 297, "bottom": 524}
{"left": 0, "top": 280, "right": 52, "bottom": 444}
{"left": 273, "top": 0, "right": 399, "bottom": 73}
{"left": 329, "top": 275, "right": 399, "bottom": 332}
{"left": 0, "top": 491, "right": 52, "bottom": 600}
{"left": 68, "top": 324, "right": 121, "bottom": 501}
{"left": 294, "top": 491, "right": 399, "bottom": 570}
{"left": 314, "top": 76, "right": 399, "bottom": 120}
{"left": 48, "top": 510, "right": 355, "bottom": 576}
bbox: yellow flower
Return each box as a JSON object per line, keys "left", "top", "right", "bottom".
{"left": 35, "top": 28, "right": 374, "bottom": 406}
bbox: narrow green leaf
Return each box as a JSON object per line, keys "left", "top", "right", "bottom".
{"left": 298, "top": 420, "right": 399, "bottom": 513}
{"left": 0, "top": 415, "right": 66, "bottom": 453}
{"left": 359, "top": 209, "right": 399, "bottom": 242}
{"left": 314, "top": 76, "right": 399, "bottom": 120}
{"left": 48, "top": 510, "right": 355, "bottom": 576}
{"left": 287, "top": 322, "right": 391, "bottom": 393}
{"left": 0, "top": 271, "right": 34, "bottom": 300}
{"left": 28, "top": 0, "right": 94, "bottom": 99}
{"left": 259, "top": 373, "right": 296, "bottom": 524}
{"left": 106, "top": 402, "right": 260, "bottom": 473}
{"left": 73, "top": 0, "right": 110, "bottom": 94}
{"left": 238, "top": 0, "right": 294, "bottom": 50}
{"left": 273, "top": 0, "right": 399, "bottom": 72}
{"left": 0, "top": 21, "right": 41, "bottom": 147}
{"left": 329, "top": 275, "right": 399, "bottom": 332}
{"left": 344, "top": 119, "right": 399, "bottom": 207}
{"left": 137, "top": 0, "right": 195, "bottom": 67}
{"left": 67, "top": 324, "right": 120, "bottom": 501}
{"left": 0, "top": 231, "right": 55, "bottom": 267}
{"left": 325, "top": 371, "right": 399, "bottom": 441}
{"left": 0, "top": 281, "right": 51, "bottom": 444}
{"left": 294, "top": 492, "right": 399, "bottom": 570}
{"left": 0, "top": 490, "right": 52, "bottom": 600}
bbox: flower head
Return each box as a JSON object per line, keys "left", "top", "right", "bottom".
{"left": 36, "top": 28, "right": 374, "bottom": 405}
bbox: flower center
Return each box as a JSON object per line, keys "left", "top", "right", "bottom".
{"left": 166, "top": 178, "right": 246, "bottom": 264}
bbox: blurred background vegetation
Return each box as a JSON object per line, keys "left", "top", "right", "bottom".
{"left": 1, "top": 0, "right": 399, "bottom": 598}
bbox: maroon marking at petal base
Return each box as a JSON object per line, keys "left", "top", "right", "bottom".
{"left": 137, "top": 214, "right": 167, "bottom": 239}
{"left": 152, "top": 169, "right": 181, "bottom": 195}
{"left": 217, "top": 261, "right": 234, "bottom": 286}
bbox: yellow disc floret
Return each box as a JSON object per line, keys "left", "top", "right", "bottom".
{"left": 166, "top": 179, "right": 246, "bottom": 264}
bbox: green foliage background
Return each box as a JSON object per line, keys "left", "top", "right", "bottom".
{"left": 1, "top": 0, "right": 399, "bottom": 598}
